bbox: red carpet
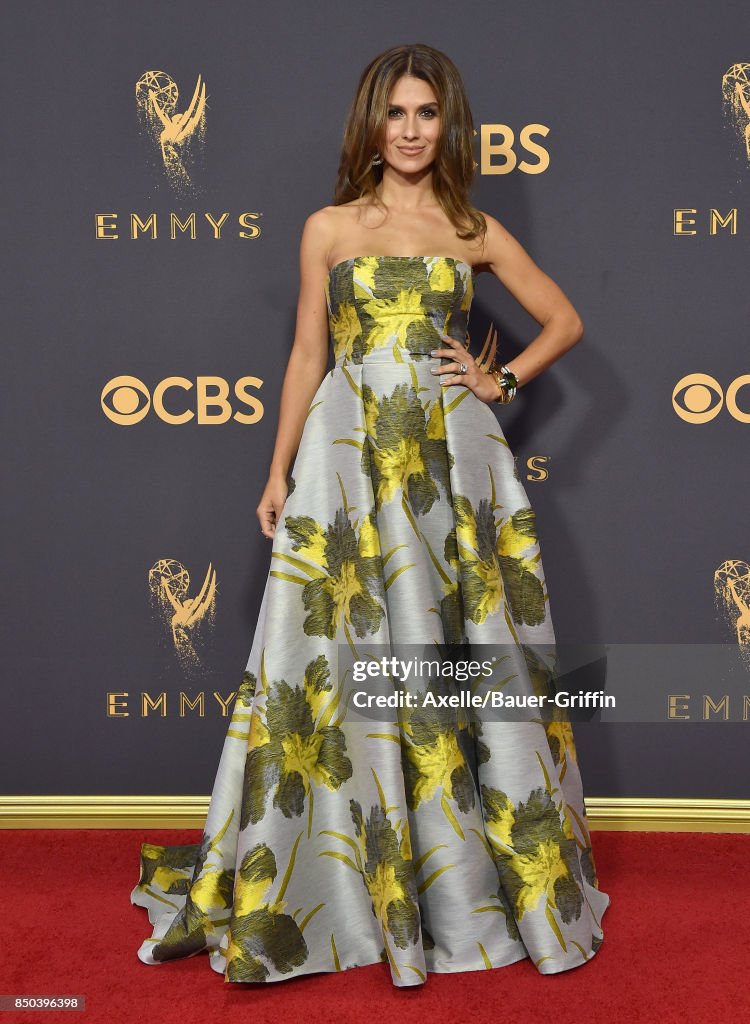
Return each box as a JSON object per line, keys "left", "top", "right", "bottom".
{"left": 1, "top": 829, "right": 748, "bottom": 1024}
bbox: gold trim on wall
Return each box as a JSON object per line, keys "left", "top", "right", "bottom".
{"left": 584, "top": 797, "right": 750, "bottom": 833}
{"left": 1, "top": 796, "right": 749, "bottom": 832}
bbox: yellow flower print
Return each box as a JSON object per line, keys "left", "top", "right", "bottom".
{"left": 281, "top": 731, "right": 325, "bottom": 789}
{"left": 545, "top": 719, "right": 579, "bottom": 767}
{"left": 425, "top": 398, "right": 446, "bottom": 440}
{"left": 361, "top": 382, "right": 453, "bottom": 520}
{"left": 224, "top": 843, "right": 309, "bottom": 982}
{"left": 465, "top": 556, "right": 504, "bottom": 622}
{"left": 400, "top": 690, "right": 479, "bottom": 841}
{"left": 280, "top": 517, "right": 328, "bottom": 567}
{"left": 150, "top": 861, "right": 191, "bottom": 895}
{"left": 372, "top": 436, "right": 426, "bottom": 506}
{"left": 399, "top": 817, "right": 412, "bottom": 861}
{"left": 191, "top": 869, "right": 234, "bottom": 913}
{"left": 249, "top": 706, "right": 269, "bottom": 748}
{"left": 562, "top": 805, "right": 575, "bottom": 841}
{"left": 362, "top": 289, "right": 427, "bottom": 354}
{"left": 497, "top": 508, "right": 538, "bottom": 561}
{"left": 481, "top": 785, "right": 516, "bottom": 851}
{"left": 231, "top": 865, "right": 274, "bottom": 919}
{"left": 457, "top": 265, "right": 474, "bottom": 311}
{"left": 330, "top": 301, "right": 362, "bottom": 363}
{"left": 486, "top": 802, "right": 516, "bottom": 851}
{"left": 488, "top": 786, "right": 585, "bottom": 935}
{"left": 368, "top": 861, "right": 406, "bottom": 927}
{"left": 358, "top": 511, "right": 381, "bottom": 559}
{"left": 320, "top": 794, "right": 420, "bottom": 969}
{"left": 324, "top": 559, "right": 362, "bottom": 633}
{"left": 355, "top": 256, "right": 381, "bottom": 292}
{"left": 302, "top": 659, "right": 334, "bottom": 724}
{"left": 363, "top": 386, "right": 379, "bottom": 439}
{"left": 276, "top": 503, "right": 385, "bottom": 643}
{"left": 350, "top": 801, "right": 420, "bottom": 951}
{"left": 507, "top": 838, "right": 570, "bottom": 918}
{"left": 428, "top": 258, "right": 456, "bottom": 292}
{"left": 406, "top": 729, "right": 465, "bottom": 805}
{"left": 450, "top": 493, "right": 547, "bottom": 628}
{"left": 243, "top": 655, "right": 352, "bottom": 832}
{"left": 138, "top": 816, "right": 236, "bottom": 963}
{"left": 453, "top": 496, "right": 479, "bottom": 557}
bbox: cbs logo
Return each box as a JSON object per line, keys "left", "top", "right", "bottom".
{"left": 478, "top": 124, "right": 550, "bottom": 174}
{"left": 672, "top": 373, "right": 750, "bottom": 423}
{"left": 101, "top": 375, "right": 264, "bottom": 425}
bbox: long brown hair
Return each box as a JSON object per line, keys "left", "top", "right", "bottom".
{"left": 332, "top": 43, "right": 487, "bottom": 245}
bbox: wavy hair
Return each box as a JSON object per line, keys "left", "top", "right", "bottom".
{"left": 332, "top": 43, "right": 486, "bottom": 245}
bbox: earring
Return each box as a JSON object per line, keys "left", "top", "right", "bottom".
{"left": 371, "top": 152, "right": 383, "bottom": 165}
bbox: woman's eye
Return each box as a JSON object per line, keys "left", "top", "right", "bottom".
{"left": 388, "top": 109, "right": 437, "bottom": 117}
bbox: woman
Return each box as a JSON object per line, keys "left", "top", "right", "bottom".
{"left": 131, "top": 42, "right": 610, "bottom": 987}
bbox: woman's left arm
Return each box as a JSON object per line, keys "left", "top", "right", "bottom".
{"left": 478, "top": 211, "right": 583, "bottom": 389}
{"left": 434, "top": 212, "right": 584, "bottom": 399}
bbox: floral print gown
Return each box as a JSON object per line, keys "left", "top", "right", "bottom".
{"left": 130, "top": 255, "right": 610, "bottom": 986}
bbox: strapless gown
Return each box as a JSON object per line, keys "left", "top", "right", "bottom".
{"left": 131, "top": 255, "right": 610, "bottom": 986}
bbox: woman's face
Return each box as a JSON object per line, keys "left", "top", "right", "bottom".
{"left": 380, "top": 74, "right": 441, "bottom": 173}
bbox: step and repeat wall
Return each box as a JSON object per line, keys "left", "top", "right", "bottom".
{"left": 3, "top": 0, "right": 749, "bottom": 802}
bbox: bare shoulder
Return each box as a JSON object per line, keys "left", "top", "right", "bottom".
{"left": 305, "top": 203, "right": 360, "bottom": 226}
{"left": 298, "top": 206, "right": 340, "bottom": 272}
{"left": 302, "top": 205, "right": 358, "bottom": 258}
{"left": 302, "top": 203, "right": 370, "bottom": 271}
{"left": 302, "top": 205, "right": 339, "bottom": 240}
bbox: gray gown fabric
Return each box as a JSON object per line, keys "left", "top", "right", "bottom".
{"left": 131, "top": 255, "right": 610, "bottom": 987}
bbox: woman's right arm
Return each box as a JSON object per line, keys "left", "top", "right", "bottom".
{"left": 256, "top": 209, "right": 333, "bottom": 539}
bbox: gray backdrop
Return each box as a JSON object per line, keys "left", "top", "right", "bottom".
{"left": 2, "top": 0, "right": 748, "bottom": 800}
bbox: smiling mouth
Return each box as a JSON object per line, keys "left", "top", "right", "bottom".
{"left": 398, "top": 147, "right": 425, "bottom": 155}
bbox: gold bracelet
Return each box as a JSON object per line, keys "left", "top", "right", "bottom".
{"left": 489, "top": 366, "right": 507, "bottom": 403}
{"left": 487, "top": 361, "right": 519, "bottom": 404}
